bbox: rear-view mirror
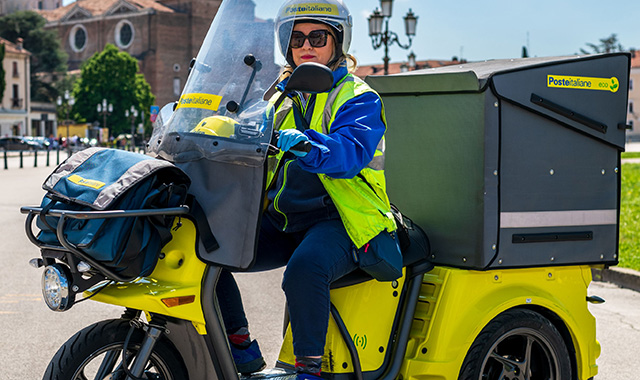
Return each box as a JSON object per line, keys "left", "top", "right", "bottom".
{"left": 285, "top": 62, "right": 334, "bottom": 94}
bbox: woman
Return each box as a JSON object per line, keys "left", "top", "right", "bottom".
{"left": 216, "top": 0, "right": 400, "bottom": 378}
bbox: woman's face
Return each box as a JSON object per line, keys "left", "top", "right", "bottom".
{"left": 290, "top": 23, "right": 335, "bottom": 67}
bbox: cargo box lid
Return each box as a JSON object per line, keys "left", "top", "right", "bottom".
{"left": 366, "top": 53, "right": 630, "bottom": 149}
{"left": 365, "top": 55, "right": 584, "bottom": 94}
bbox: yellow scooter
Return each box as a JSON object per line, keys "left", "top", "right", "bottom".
{"left": 21, "top": 1, "right": 627, "bottom": 379}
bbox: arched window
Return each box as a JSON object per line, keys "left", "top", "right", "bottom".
{"left": 69, "top": 24, "right": 88, "bottom": 53}
{"left": 115, "top": 20, "right": 135, "bottom": 49}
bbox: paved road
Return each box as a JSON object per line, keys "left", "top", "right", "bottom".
{"left": 0, "top": 155, "right": 637, "bottom": 379}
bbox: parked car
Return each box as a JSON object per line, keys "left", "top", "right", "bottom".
{"left": 23, "top": 136, "right": 51, "bottom": 150}
{"left": 0, "top": 136, "right": 37, "bottom": 151}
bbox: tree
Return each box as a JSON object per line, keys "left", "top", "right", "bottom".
{"left": 580, "top": 34, "right": 625, "bottom": 54}
{"left": 54, "top": 73, "right": 79, "bottom": 124}
{"left": 0, "top": 43, "right": 5, "bottom": 103}
{"left": 0, "top": 11, "right": 68, "bottom": 101}
{"left": 73, "top": 44, "right": 155, "bottom": 138}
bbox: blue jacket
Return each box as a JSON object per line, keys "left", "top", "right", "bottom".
{"left": 266, "top": 66, "right": 386, "bottom": 232}
{"left": 277, "top": 65, "right": 386, "bottom": 178}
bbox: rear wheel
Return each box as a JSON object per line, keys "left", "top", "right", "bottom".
{"left": 43, "top": 318, "right": 188, "bottom": 380}
{"left": 458, "top": 309, "right": 572, "bottom": 380}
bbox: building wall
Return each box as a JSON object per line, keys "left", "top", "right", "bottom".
{"left": 44, "top": 0, "right": 222, "bottom": 111}
{"left": 151, "top": 12, "right": 191, "bottom": 105}
{"left": 0, "top": 44, "right": 31, "bottom": 136}
{"left": 30, "top": 101, "right": 57, "bottom": 137}
{"left": 627, "top": 67, "right": 640, "bottom": 141}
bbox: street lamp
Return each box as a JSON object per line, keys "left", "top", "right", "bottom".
{"left": 56, "top": 90, "right": 75, "bottom": 150}
{"left": 97, "top": 98, "right": 113, "bottom": 140}
{"left": 125, "top": 106, "right": 138, "bottom": 151}
{"left": 408, "top": 51, "right": 417, "bottom": 70}
{"left": 368, "top": 0, "right": 418, "bottom": 75}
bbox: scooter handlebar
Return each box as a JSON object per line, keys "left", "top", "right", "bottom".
{"left": 290, "top": 140, "right": 312, "bottom": 154}
{"left": 269, "top": 131, "right": 312, "bottom": 155}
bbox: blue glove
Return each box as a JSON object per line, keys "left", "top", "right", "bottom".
{"left": 277, "top": 129, "right": 309, "bottom": 157}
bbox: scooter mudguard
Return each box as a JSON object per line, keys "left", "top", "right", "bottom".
{"left": 87, "top": 218, "right": 208, "bottom": 330}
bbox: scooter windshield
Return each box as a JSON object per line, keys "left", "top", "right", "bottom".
{"left": 148, "top": 0, "right": 293, "bottom": 166}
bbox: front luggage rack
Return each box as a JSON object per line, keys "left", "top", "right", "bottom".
{"left": 21, "top": 206, "right": 190, "bottom": 283}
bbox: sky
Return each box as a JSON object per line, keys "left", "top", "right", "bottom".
{"left": 61, "top": 0, "right": 640, "bottom": 66}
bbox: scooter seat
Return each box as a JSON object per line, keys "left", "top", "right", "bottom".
{"left": 330, "top": 222, "right": 432, "bottom": 289}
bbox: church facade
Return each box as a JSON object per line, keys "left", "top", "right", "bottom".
{"left": 39, "top": 0, "right": 222, "bottom": 107}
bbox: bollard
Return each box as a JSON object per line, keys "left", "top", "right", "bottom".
{"left": 19, "top": 150, "right": 23, "bottom": 168}
{"left": 46, "top": 149, "right": 50, "bottom": 167}
{"left": 3, "top": 150, "right": 7, "bottom": 170}
{"left": 34, "top": 148, "right": 38, "bottom": 167}
{"left": 56, "top": 147, "right": 60, "bottom": 165}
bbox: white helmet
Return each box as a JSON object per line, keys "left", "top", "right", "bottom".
{"left": 275, "top": 0, "right": 353, "bottom": 67}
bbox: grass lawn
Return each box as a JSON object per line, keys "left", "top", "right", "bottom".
{"left": 619, "top": 163, "right": 640, "bottom": 271}
{"left": 622, "top": 152, "right": 640, "bottom": 159}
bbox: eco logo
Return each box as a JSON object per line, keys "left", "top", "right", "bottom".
{"left": 547, "top": 75, "right": 619, "bottom": 93}
{"left": 176, "top": 93, "right": 222, "bottom": 111}
{"left": 67, "top": 174, "right": 105, "bottom": 189}
{"left": 353, "top": 334, "right": 368, "bottom": 349}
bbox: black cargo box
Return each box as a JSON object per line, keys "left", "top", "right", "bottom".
{"left": 367, "top": 53, "right": 629, "bottom": 269}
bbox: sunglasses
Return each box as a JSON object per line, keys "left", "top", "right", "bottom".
{"left": 290, "top": 30, "right": 331, "bottom": 49}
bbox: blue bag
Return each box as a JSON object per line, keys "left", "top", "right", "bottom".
{"left": 36, "top": 148, "right": 190, "bottom": 279}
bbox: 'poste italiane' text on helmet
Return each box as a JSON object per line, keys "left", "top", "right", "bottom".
{"left": 275, "top": 0, "right": 352, "bottom": 67}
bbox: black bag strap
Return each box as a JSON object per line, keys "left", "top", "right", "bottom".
{"left": 39, "top": 197, "right": 59, "bottom": 232}
{"left": 292, "top": 103, "right": 309, "bottom": 132}
{"left": 292, "top": 94, "right": 315, "bottom": 132}
{"left": 187, "top": 195, "right": 220, "bottom": 253}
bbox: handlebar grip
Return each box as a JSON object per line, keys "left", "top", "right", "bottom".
{"left": 290, "top": 140, "right": 312, "bottom": 153}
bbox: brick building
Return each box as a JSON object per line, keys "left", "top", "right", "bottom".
{"left": 39, "top": 0, "right": 223, "bottom": 108}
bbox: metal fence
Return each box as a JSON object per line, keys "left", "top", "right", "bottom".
{"left": 2, "top": 146, "right": 147, "bottom": 170}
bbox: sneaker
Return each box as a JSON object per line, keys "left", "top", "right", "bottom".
{"left": 231, "top": 339, "right": 267, "bottom": 374}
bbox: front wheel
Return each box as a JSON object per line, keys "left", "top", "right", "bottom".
{"left": 458, "top": 308, "right": 572, "bottom": 380}
{"left": 43, "top": 318, "right": 188, "bottom": 380}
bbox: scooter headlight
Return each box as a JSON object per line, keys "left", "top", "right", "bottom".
{"left": 41, "top": 264, "right": 74, "bottom": 311}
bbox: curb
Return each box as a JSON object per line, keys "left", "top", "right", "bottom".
{"left": 592, "top": 266, "right": 640, "bottom": 293}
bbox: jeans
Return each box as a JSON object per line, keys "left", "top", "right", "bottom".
{"left": 216, "top": 216, "right": 357, "bottom": 357}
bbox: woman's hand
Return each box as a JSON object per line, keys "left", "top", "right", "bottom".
{"left": 278, "top": 129, "right": 310, "bottom": 157}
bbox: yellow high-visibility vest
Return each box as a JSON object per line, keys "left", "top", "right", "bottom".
{"left": 267, "top": 73, "right": 395, "bottom": 248}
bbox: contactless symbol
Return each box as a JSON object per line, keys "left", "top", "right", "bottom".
{"left": 353, "top": 334, "right": 367, "bottom": 349}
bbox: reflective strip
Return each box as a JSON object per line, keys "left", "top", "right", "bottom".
{"left": 366, "top": 138, "right": 385, "bottom": 170}
{"left": 93, "top": 159, "right": 174, "bottom": 210}
{"left": 275, "top": 98, "right": 294, "bottom": 130}
{"left": 500, "top": 210, "right": 617, "bottom": 229}
{"left": 44, "top": 147, "right": 103, "bottom": 190}
{"left": 322, "top": 75, "right": 363, "bottom": 134}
